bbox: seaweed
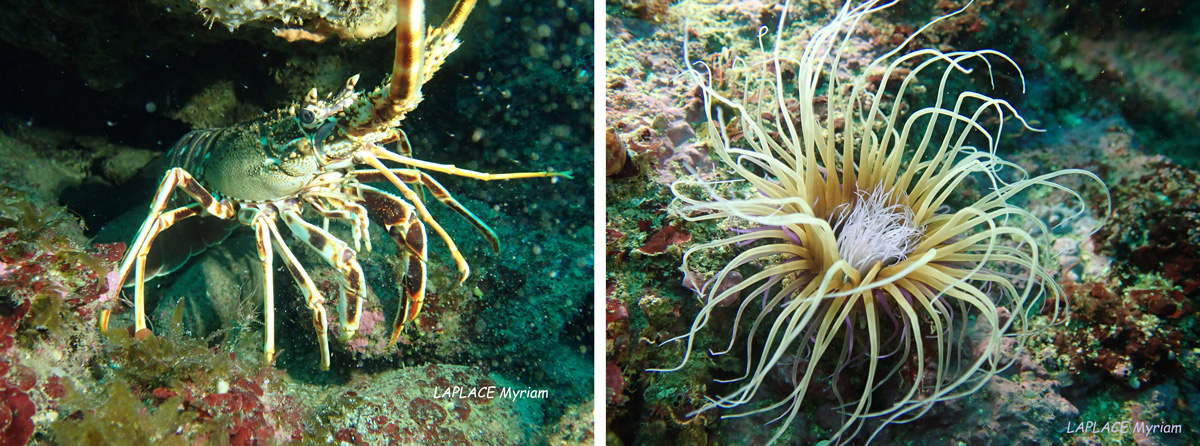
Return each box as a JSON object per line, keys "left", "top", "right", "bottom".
{"left": 52, "top": 379, "right": 199, "bottom": 446}
{"left": 102, "top": 299, "right": 240, "bottom": 390}
{"left": 57, "top": 249, "right": 111, "bottom": 280}
{"left": 68, "top": 299, "right": 302, "bottom": 444}
{"left": 0, "top": 186, "right": 65, "bottom": 236}
{"left": 0, "top": 184, "right": 112, "bottom": 348}
{"left": 0, "top": 185, "right": 111, "bottom": 289}
{"left": 22, "top": 291, "right": 76, "bottom": 338}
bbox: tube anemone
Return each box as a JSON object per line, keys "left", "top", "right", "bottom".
{"left": 652, "top": 1, "right": 1108, "bottom": 444}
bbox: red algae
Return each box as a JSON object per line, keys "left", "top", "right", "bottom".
{"left": 636, "top": 222, "right": 692, "bottom": 255}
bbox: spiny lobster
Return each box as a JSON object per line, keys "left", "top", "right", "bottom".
{"left": 101, "top": 0, "right": 570, "bottom": 370}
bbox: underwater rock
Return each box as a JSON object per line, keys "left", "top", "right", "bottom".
{"left": 605, "top": 363, "right": 626, "bottom": 407}
{"left": 949, "top": 374, "right": 1078, "bottom": 446}
{"left": 1054, "top": 29, "right": 1200, "bottom": 165}
{"left": 605, "top": 17, "right": 706, "bottom": 185}
{"left": 190, "top": 0, "right": 399, "bottom": 40}
{"left": 0, "top": 132, "right": 87, "bottom": 202}
{"left": 96, "top": 144, "right": 160, "bottom": 187}
{"left": 604, "top": 296, "right": 629, "bottom": 408}
{"left": 0, "top": 186, "right": 124, "bottom": 442}
{"left": 148, "top": 233, "right": 263, "bottom": 342}
{"left": 313, "top": 364, "right": 526, "bottom": 444}
{"left": 542, "top": 396, "right": 595, "bottom": 445}
{"left": 168, "top": 80, "right": 263, "bottom": 129}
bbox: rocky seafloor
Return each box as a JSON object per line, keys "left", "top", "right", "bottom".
{"left": 0, "top": 0, "right": 595, "bottom": 444}
{"left": 605, "top": 1, "right": 1199, "bottom": 445}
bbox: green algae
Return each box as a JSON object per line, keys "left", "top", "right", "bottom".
{"left": 52, "top": 380, "right": 199, "bottom": 446}
{"left": 53, "top": 299, "right": 303, "bottom": 445}
{"left": 24, "top": 291, "right": 77, "bottom": 339}
{"left": 0, "top": 186, "right": 66, "bottom": 235}
{"left": 102, "top": 299, "right": 242, "bottom": 391}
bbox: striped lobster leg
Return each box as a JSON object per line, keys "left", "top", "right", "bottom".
{"left": 359, "top": 185, "right": 428, "bottom": 347}
{"left": 255, "top": 204, "right": 334, "bottom": 370}
{"left": 278, "top": 202, "right": 368, "bottom": 345}
{"left": 104, "top": 168, "right": 236, "bottom": 333}
{"left": 351, "top": 168, "right": 499, "bottom": 253}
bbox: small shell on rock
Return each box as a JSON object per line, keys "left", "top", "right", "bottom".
{"left": 606, "top": 129, "right": 627, "bottom": 177}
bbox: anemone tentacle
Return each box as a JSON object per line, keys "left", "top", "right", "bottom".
{"left": 655, "top": 0, "right": 1110, "bottom": 444}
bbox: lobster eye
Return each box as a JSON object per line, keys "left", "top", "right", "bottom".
{"left": 298, "top": 108, "right": 317, "bottom": 126}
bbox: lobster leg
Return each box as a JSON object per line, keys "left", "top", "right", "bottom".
{"left": 109, "top": 167, "right": 236, "bottom": 332}
{"left": 127, "top": 205, "right": 200, "bottom": 332}
{"left": 247, "top": 207, "right": 277, "bottom": 364}
{"left": 351, "top": 168, "right": 499, "bottom": 253}
{"left": 260, "top": 209, "right": 333, "bottom": 370}
{"left": 395, "top": 128, "right": 413, "bottom": 158}
{"left": 278, "top": 204, "right": 368, "bottom": 343}
{"left": 359, "top": 185, "right": 427, "bottom": 346}
{"left": 305, "top": 196, "right": 372, "bottom": 253}
{"left": 359, "top": 151, "right": 472, "bottom": 284}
